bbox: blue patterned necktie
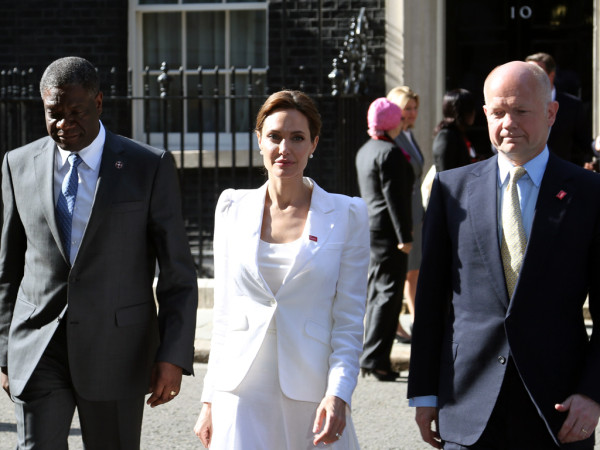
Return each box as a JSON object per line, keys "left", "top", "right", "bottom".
{"left": 56, "top": 153, "right": 83, "bottom": 255}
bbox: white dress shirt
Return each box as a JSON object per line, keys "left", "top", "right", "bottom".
{"left": 54, "top": 122, "right": 105, "bottom": 264}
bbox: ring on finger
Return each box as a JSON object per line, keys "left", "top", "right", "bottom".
{"left": 581, "top": 428, "right": 588, "bottom": 435}
{"left": 335, "top": 432, "right": 342, "bottom": 440}
{"left": 170, "top": 390, "right": 178, "bottom": 396}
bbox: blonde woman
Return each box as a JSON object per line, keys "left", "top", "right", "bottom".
{"left": 387, "top": 86, "right": 424, "bottom": 340}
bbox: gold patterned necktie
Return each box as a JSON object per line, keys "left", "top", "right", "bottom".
{"left": 501, "top": 166, "right": 527, "bottom": 297}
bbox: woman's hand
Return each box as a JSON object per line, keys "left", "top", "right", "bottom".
{"left": 312, "top": 395, "right": 347, "bottom": 446}
{"left": 398, "top": 242, "right": 413, "bottom": 254}
{"left": 194, "top": 403, "right": 213, "bottom": 448}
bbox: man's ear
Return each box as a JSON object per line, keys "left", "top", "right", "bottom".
{"left": 547, "top": 100, "right": 559, "bottom": 127}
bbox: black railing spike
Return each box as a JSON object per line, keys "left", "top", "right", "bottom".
{"left": 158, "top": 62, "right": 171, "bottom": 98}
{"left": 110, "top": 67, "right": 117, "bottom": 97}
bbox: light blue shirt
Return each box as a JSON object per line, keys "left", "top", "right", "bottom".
{"left": 497, "top": 147, "right": 548, "bottom": 242}
{"left": 54, "top": 122, "right": 105, "bottom": 264}
{"left": 409, "top": 149, "right": 549, "bottom": 408}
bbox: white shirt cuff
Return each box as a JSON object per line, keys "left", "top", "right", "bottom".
{"left": 409, "top": 395, "right": 438, "bottom": 407}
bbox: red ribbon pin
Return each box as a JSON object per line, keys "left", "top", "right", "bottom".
{"left": 556, "top": 190, "right": 567, "bottom": 200}
{"left": 309, "top": 235, "right": 318, "bottom": 242}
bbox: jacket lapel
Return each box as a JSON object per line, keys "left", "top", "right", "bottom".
{"left": 238, "top": 178, "right": 337, "bottom": 298}
{"left": 72, "top": 132, "right": 124, "bottom": 267}
{"left": 467, "top": 156, "right": 510, "bottom": 307}
{"left": 237, "top": 182, "right": 273, "bottom": 295}
{"left": 515, "top": 154, "right": 575, "bottom": 296}
{"left": 279, "top": 180, "right": 336, "bottom": 289}
{"left": 33, "top": 138, "right": 68, "bottom": 262}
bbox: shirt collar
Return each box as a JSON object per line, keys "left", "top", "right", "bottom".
{"left": 498, "top": 146, "right": 549, "bottom": 188}
{"left": 551, "top": 87, "right": 556, "bottom": 102}
{"left": 57, "top": 121, "right": 105, "bottom": 170}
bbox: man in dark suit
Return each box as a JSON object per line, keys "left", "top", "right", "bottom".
{"left": 408, "top": 61, "right": 600, "bottom": 449}
{"left": 0, "top": 57, "right": 198, "bottom": 448}
{"left": 525, "top": 52, "right": 594, "bottom": 168}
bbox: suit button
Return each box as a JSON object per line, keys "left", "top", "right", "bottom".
{"left": 498, "top": 356, "right": 506, "bottom": 364}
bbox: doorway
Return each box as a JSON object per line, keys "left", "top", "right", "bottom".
{"left": 444, "top": 0, "right": 593, "bottom": 157}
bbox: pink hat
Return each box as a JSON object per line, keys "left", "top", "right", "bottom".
{"left": 367, "top": 98, "right": 402, "bottom": 137}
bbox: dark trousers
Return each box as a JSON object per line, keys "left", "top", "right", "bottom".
{"left": 360, "top": 232, "right": 408, "bottom": 372}
{"left": 444, "top": 359, "right": 594, "bottom": 450}
{"left": 13, "top": 321, "right": 145, "bottom": 450}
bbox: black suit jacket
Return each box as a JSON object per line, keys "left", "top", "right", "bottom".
{"left": 432, "top": 124, "right": 472, "bottom": 172}
{"left": 548, "top": 91, "right": 593, "bottom": 166}
{"left": 355, "top": 137, "right": 414, "bottom": 244}
{"left": 408, "top": 154, "right": 600, "bottom": 446}
{"left": 0, "top": 131, "right": 198, "bottom": 400}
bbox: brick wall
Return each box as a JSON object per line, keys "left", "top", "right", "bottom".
{"left": 0, "top": 1, "right": 128, "bottom": 87}
{"left": 267, "top": 0, "right": 386, "bottom": 95}
{"left": 266, "top": 0, "right": 386, "bottom": 195}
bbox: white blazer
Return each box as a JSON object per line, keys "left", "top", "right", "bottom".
{"left": 201, "top": 178, "right": 369, "bottom": 406}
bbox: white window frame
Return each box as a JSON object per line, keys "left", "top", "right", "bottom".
{"left": 127, "top": 0, "right": 268, "bottom": 163}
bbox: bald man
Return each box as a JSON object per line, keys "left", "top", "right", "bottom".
{"left": 408, "top": 61, "right": 600, "bottom": 449}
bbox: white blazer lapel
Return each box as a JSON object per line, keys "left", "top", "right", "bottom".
{"left": 235, "top": 182, "right": 274, "bottom": 296}
{"left": 280, "top": 179, "right": 336, "bottom": 288}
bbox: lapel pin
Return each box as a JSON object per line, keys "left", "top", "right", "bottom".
{"left": 115, "top": 161, "right": 124, "bottom": 169}
{"left": 309, "top": 235, "right": 318, "bottom": 242}
{"left": 556, "top": 190, "right": 567, "bottom": 200}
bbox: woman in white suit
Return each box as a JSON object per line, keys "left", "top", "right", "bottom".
{"left": 194, "top": 90, "right": 369, "bottom": 449}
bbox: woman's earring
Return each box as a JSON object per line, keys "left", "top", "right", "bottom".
{"left": 309, "top": 154, "right": 314, "bottom": 159}
{"left": 259, "top": 150, "right": 263, "bottom": 155}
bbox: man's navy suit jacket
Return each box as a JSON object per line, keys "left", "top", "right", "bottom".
{"left": 408, "top": 154, "right": 600, "bottom": 446}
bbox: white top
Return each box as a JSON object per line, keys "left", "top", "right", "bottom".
{"left": 258, "top": 238, "right": 301, "bottom": 295}
{"left": 258, "top": 238, "right": 302, "bottom": 331}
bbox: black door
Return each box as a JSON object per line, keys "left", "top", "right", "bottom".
{"left": 445, "top": 0, "right": 593, "bottom": 157}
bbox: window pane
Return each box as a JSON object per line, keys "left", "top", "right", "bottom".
{"left": 143, "top": 13, "right": 182, "bottom": 69}
{"left": 144, "top": 73, "right": 183, "bottom": 133}
{"left": 140, "top": 0, "right": 177, "bottom": 4}
{"left": 231, "top": 73, "right": 267, "bottom": 132}
{"left": 230, "top": 10, "right": 267, "bottom": 67}
{"left": 187, "top": 74, "right": 226, "bottom": 133}
{"left": 182, "top": 0, "right": 266, "bottom": 2}
{"left": 187, "top": 12, "right": 225, "bottom": 68}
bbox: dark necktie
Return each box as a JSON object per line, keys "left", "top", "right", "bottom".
{"left": 56, "top": 153, "right": 83, "bottom": 255}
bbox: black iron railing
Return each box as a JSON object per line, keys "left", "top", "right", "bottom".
{"left": 0, "top": 64, "right": 371, "bottom": 276}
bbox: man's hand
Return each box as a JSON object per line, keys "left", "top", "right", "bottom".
{"left": 146, "top": 361, "right": 183, "bottom": 408}
{"left": 555, "top": 394, "right": 600, "bottom": 443}
{"left": 415, "top": 406, "right": 442, "bottom": 449}
{"left": 0, "top": 366, "right": 10, "bottom": 399}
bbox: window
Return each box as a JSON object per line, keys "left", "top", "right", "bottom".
{"left": 129, "top": 0, "right": 268, "bottom": 160}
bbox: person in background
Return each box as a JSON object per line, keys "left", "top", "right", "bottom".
{"left": 408, "top": 61, "right": 600, "bottom": 449}
{"left": 0, "top": 56, "right": 198, "bottom": 449}
{"left": 387, "top": 86, "right": 425, "bottom": 343}
{"left": 432, "top": 89, "right": 478, "bottom": 172}
{"left": 356, "top": 97, "right": 413, "bottom": 381}
{"left": 194, "top": 90, "right": 368, "bottom": 449}
{"left": 525, "top": 52, "right": 595, "bottom": 168}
